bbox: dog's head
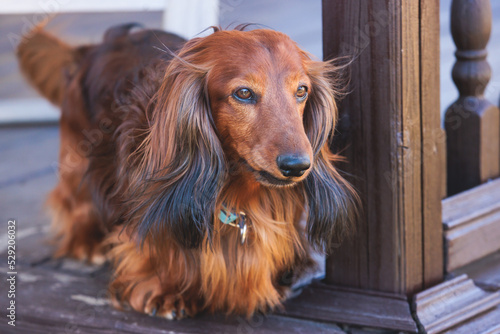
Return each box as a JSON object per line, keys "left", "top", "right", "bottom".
{"left": 139, "top": 28, "right": 356, "bottom": 249}
{"left": 205, "top": 30, "right": 315, "bottom": 187}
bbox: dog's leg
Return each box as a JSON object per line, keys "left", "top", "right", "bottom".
{"left": 274, "top": 209, "right": 317, "bottom": 300}
{"left": 47, "top": 130, "right": 107, "bottom": 264}
{"left": 108, "top": 230, "right": 202, "bottom": 319}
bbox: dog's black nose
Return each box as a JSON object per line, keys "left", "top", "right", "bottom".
{"left": 277, "top": 154, "right": 311, "bottom": 177}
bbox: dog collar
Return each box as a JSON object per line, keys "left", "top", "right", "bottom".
{"left": 219, "top": 207, "right": 247, "bottom": 245}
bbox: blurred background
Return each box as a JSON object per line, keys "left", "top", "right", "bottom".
{"left": 0, "top": 0, "right": 323, "bottom": 125}
{"left": 0, "top": 3, "right": 499, "bottom": 331}
{"left": 2, "top": 0, "right": 499, "bottom": 126}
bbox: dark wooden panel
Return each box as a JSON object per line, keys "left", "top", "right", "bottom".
{"left": 323, "top": 0, "right": 369, "bottom": 290}
{"left": 420, "top": 0, "right": 445, "bottom": 289}
{"left": 443, "top": 178, "right": 500, "bottom": 271}
{"left": 281, "top": 283, "right": 418, "bottom": 332}
{"left": 322, "top": 0, "right": 443, "bottom": 295}
{"left": 401, "top": 0, "right": 425, "bottom": 296}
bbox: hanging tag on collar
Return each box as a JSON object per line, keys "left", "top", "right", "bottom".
{"left": 219, "top": 207, "right": 247, "bottom": 245}
{"left": 238, "top": 215, "right": 247, "bottom": 244}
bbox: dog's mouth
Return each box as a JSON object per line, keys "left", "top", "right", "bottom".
{"left": 257, "top": 170, "right": 297, "bottom": 187}
{"left": 237, "top": 159, "right": 301, "bottom": 187}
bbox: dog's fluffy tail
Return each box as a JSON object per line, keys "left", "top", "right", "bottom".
{"left": 17, "top": 25, "right": 79, "bottom": 107}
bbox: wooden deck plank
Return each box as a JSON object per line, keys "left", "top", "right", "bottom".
{"left": 0, "top": 173, "right": 56, "bottom": 267}
{"left": 0, "top": 127, "right": 59, "bottom": 268}
{"left": 280, "top": 283, "right": 418, "bottom": 332}
{"left": 0, "top": 126, "right": 57, "bottom": 149}
{"left": 0, "top": 126, "right": 58, "bottom": 188}
{"left": 454, "top": 251, "right": 500, "bottom": 292}
{"left": 443, "top": 305, "right": 500, "bottom": 334}
{"left": 0, "top": 263, "right": 345, "bottom": 334}
{"left": 412, "top": 274, "right": 500, "bottom": 333}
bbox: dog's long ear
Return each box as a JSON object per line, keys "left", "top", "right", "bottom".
{"left": 132, "top": 43, "right": 226, "bottom": 249}
{"left": 302, "top": 58, "right": 358, "bottom": 252}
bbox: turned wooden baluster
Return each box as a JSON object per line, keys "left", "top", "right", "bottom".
{"left": 445, "top": 0, "right": 500, "bottom": 196}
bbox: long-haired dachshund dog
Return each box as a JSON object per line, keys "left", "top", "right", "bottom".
{"left": 17, "top": 23, "right": 357, "bottom": 319}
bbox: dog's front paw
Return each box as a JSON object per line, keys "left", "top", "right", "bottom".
{"left": 54, "top": 233, "right": 107, "bottom": 265}
{"left": 114, "top": 276, "right": 200, "bottom": 320}
{"left": 145, "top": 294, "right": 196, "bottom": 320}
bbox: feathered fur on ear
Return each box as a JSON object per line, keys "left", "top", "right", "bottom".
{"left": 302, "top": 58, "right": 358, "bottom": 252}
{"left": 131, "top": 42, "right": 226, "bottom": 249}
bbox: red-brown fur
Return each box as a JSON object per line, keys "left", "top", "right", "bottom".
{"left": 17, "top": 24, "right": 357, "bottom": 319}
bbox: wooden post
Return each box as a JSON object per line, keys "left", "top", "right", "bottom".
{"left": 322, "top": 0, "right": 444, "bottom": 296}
{"left": 445, "top": 0, "right": 500, "bottom": 196}
{"left": 283, "top": 2, "right": 500, "bottom": 331}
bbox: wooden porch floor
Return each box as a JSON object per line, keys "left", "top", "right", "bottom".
{"left": 0, "top": 125, "right": 353, "bottom": 334}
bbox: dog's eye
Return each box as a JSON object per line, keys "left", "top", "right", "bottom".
{"left": 296, "top": 86, "right": 308, "bottom": 100}
{"left": 234, "top": 88, "right": 253, "bottom": 101}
